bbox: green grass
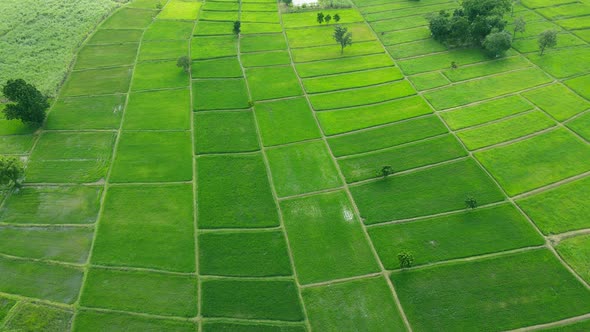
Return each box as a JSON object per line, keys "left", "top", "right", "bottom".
{"left": 388, "top": 39, "right": 448, "bottom": 59}
{"left": 556, "top": 234, "right": 590, "bottom": 284}
{"left": 101, "top": 8, "right": 156, "bottom": 29}
{"left": 241, "top": 51, "right": 291, "bottom": 67}
{"left": 198, "top": 230, "right": 292, "bottom": 277}
{"left": 110, "top": 131, "right": 193, "bottom": 182}
{"left": 536, "top": 3, "right": 590, "bottom": 20}
{"left": 339, "top": 134, "right": 467, "bottom": 182}
{"left": 92, "top": 184, "right": 195, "bottom": 272}
{"left": 132, "top": 60, "right": 189, "bottom": 90}
{"left": 3, "top": 303, "right": 72, "bottom": 332}
{"left": 0, "top": 134, "right": 34, "bottom": 155}
{"left": 266, "top": 141, "right": 342, "bottom": 197}
{"left": 408, "top": 72, "right": 450, "bottom": 91}
{"left": 87, "top": 29, "right": 143, "bottom": 44}
{"left": 144, "top": 19, "right": 195, "bottom": 40}
{"left": 138, "top": 39, "right": 188, "bottom": 61}
{"left": 0, "top": 186, "right": 101, "bottom": 225}
{"left": 74, "top": 43, "right": 138, "bottom": 70}
{"left": 241, "top": 3, "right": 277, "bottom": 11}
{"left": 158, "top": 0, "right": 201, "bottom": 20}
{"left": 391, "top": 249, "right": 590, "bottom": 331}
{"left": 128, "top": 0, "right": 163, "bottom": 9}
{"left": 457, "top": 111, "right": 556, "bottom": 150}
{"left": 124, "top": 89, "right": 190, "bottom": 130}
{"left": 440, "top": 95, "right": 534, "bottom": 130}
{"left": 195, "top": 111, "right": 260, "bottom": 153}
{"left": 47, "top": 95, "right": 125, "bottom": 130}
{"left": 281, "top": 9, "right": 364, "bottom": 28}
{"left": 309, "top": 80, "right": 415, "bottom": 111}
{"left": 475, "top": 129, "right": 590, "bottom": 196}
{"left": 557, "top": 16, "right": 590, "bottom": 30}
{"left": 193, "top": 79, "right": 250, "bottom": 110}
{"left": 199, "top": 10, "right": 239, "bottom": 22}
{"left": 285, "top": 23, "right": 376, "bottom": 49}
{"left": 370, "top": 14, "right": 427, "bottom": 32}
{"left": 512, "top": 33, "right": 586, "bottom": 53}
{"left": 241, "top": 11, "right": 280, "bottom": 23}
{"left": 295, "top": 54, "right": 394, "bottom": 77}
{"left": 26, "top": 132, "right": 115, "bottom": 183}
{"left": 527, "top": 47, "right": 590, "bottom": 78}
{"left": 254, "top": 97, "right": 321, "bottom": 146}
{"left": 303, "top": 276, "right": 405, "bottom": 331}
{"left": 246, "top": 66, "right": 303, "bottom": 101}
{"left": 523, "top": 84, "right": 590, "bottom": 121}
{"left": 364, "top": 2, "right": 456, "bottom": 20}
{"left": 241, "top": 33, "right": 287, "bottom": 53}
{"left": 191, "top": 35, "right": 238, "bottom": 59}
{"left": 442, "top": 56, "right": 532, "bottom": 82}
{"left": 195, "top": 21, "right": 234, "bottom": 35}
{"left": 201, "top": 279, "right": 304, "bottom": 321}
{"left": 574, "top": 29, "right": 590, "bottom": 43}
{"left": 0, "top": 226, "right": 93, "bottom": 263}
{"left": 567, "top": 112, "right": 590, "bottom": 141}
{"left": 280, "top": 191, "right": 379, "bottom": 284}
{"left": 0, "top": 299, "right": 16, "bottom": 325}
{"left": 351, "top": 159, "right": 505, "bottom": 224}
{"left": 192, "top": 57, "right": 243, "bottom": 78}
{"left": 291, "top": 40, "right": 385, "bottom": 62}
{"left": 517, "top": 176, "right": 590, "bottom": 235}
{"left": 81, "top": 268, "right": 198, "bottom": 317}
{"left": 317, "top": 96, "right": 434, "bottom": 135}
{"left": 197, "top": 154, "right": 279, "bottom": 228}
{"left": 521, "top": 0, "right": 582, "bottom": 8}
{"left": 0, "top": 256, "right": 83, "bottom": 303}
{"left": 202, "top": 322, "right": 305, "bottom": 332}
{"left": 74, "top": 310, "right": 196, "bottom": 332}
{"left": 380, "top": 26, "right": 430, "bottom": 45}
{"left": 202, "top": 2, "right": 239, "bottom": 11}
{"left": 398, "top": 48, "right": 496, "bottom": 75}
{"left": 60, "top": 66, "right": 132, "bottom": 97}
{"left": 241, "top": 23, "right": 283, "bottom": 34}
{"left": 327, "top": 115, "right": 448, "bottom": 156}
{"left": 369, "top": 204, "right": 543, "bottom": 269}
{"left": 303, "top": 67, "right": 403, "bottom": 93}
{"left": 424, "top": 68, "right": 552, "bottom": 110}
{"left": 565, "top": 73, "right": 590, "bottom": 99}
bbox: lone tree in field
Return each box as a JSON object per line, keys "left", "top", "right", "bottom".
{"left": 483, "top": 30, "right": 512, "bottom": 57}
{"left": 333, "top": 25, "right": 352, "bottom": 54}
{"left": 398, "top": 250, "right": 414, "bottom": 268}
{"left": 177, "top": 56, "right": 191, "bottom": 73}
{"left": 538, "top": 29, "right": 557, "bottom": 55}
{"left": 2, "top": 79, "right": 49, "bottom": 126}
{"left": 334, "top": 13, "right": 341, "bottom": 22}
{"left": 513, "top": 16, "right": 526, "bottom": 38}
{"left": 379, "top": 165, "right": 394, "bottom": 179}
{"left": 325, "top": 14, "right": 332, "bottom": 24}
{"left": 317, "top": 12, "right": 325, "bottom": 24}
{"left": 233, "top": 20, "right": 241, "bottom": 35}
{"left": 0, "top": 156, "right": 24, "bottom": 189}
{"left": 465, "top": 195, "right": 477, "bottom": 209}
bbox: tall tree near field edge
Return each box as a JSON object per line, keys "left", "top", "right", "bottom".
{"left": 2, "top": 79, "right": 49, "bottom": 126}
{"left": 333, "top": 25, "right": 352, "bottom": 55}
{"left": 0, "top": 156, "right": 24, "bottom": 189}
{"left": 538, "top": 29, "right": 557, "bottom": 55}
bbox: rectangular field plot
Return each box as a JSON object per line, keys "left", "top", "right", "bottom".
{"left": 523, "top": 84, "right": 590, "bottom": 121}
{"left": 557, "top": 16, "right": 590, "bottom": 30}
{"left": 0, "top": 226, "right": 93, "bottom": 263}
{"left": 537, "top": 3, "right": 590, "bottom": 20}
{"left": 26, "top": 132, "right": 115, "bottom": 183}
{"left": 60, "top": 67, "right": 132, "bottom": 97}
{"left": 567, "top": 112, "right": 590, "bottom": 141}
{"left": 241, "top": 3, "right": 278, "bottom": 11}
{"left": 281, "top": 191, "right": 379, "bottom": 284}
{"left": 457, "top": 111, "right": 556, "bottom": 150}
{"left": 556, "top": 234, "right": 590, "bottom": 284}
{"left": 409, "top": 72, "right": 450, "bottom": 91}
{"left": 202, "top": 2, "right": 239, "bottom": 11}
{"left": 129, "top": 0, "right": 165, "bottom": 9}
{"left": 192, "top": 57, "right": 243, "bottom": 78}
{"left": 92, "top": 184, "right": 195, "bottom": 272}
{"left": 195, "top": 21, "right": 234, "bottom": 35}
{"left": 286, "top": 23, "right": 376, "bottom": 49}
{"left": 158, "top": 0, "right": 201, "bottom": 20}
{"left": 339, "top": 134, "right": 466, "bottom": 182}
{"left": 143, "top": 20, "right": 195, "bottom": 40}
{"left": 46, "top": 95, "right": 124, "bottom": 130}
{"left": 574, "top": 29, "right": 590, "bottom": 42}
{"left": 351, "top": 159, "right": 505, "bottom": 224}
{"left": 3, "top": 303, "right": 72, "bottom": 332}
{"left": 195, "top": 111, "right": 259, "bottom": 153}
{"left": 291, "top": 40, "right": 384, "bottom": 62}
{"left": 302, "top": 67, "right": 403, "bottom": 94}
{"left": 241, "top": 34, "right": 287, "bottom": 53}
{"left": 0, "top": 135, "right": 34, "bottom": 155}
{"left": 241, "top": 23, "right": 283, "bottom": 34}
{"left": 191, "top": 36, "right": 237, "bottom": 59}
{"left": 110, "top": 131, "right": 192, "bottom": 182}
{"left": 241, "top": 11, "right": 280, "bottom": 23}
{"left": 202, "top": 322, "right": 305, "bottom": 332}
{"left": 369, "top": 204, "right": 543, "bottom": 269}
{"left": 527, "top": 47, "right": 590, "bottom": 78}
{"left": 198, "top": 230, "right": 292, "bottom": 277}
{"left": 424, "top": 68, "right": 552, "bottom": 110}
{"left": 246, "top": 66, "right": 303, "bottom": 101}
{"left": 512, "top": 33, "right": 585, "bottom": 53}
{"left": 132, "top": 60, "right": 189, "bottom": 90}
{"left": 391, "top": 249, "right": 590, "bottom": 331}
{"left": 74, "top": 310, "right": 196, "bottom": 332}
{"left": 81, "top": 268, "right": 197, "bottom": 317}
{"left": 295, "top": 54, "right": 394, "bottom": 77}
{"left": 282, "top": 9, "right": 364, "bottom": 28}
{"left": 138, "top": 40, "right": 188, "bottom": 61}
{"left": 388, "top": 39, "right": 448, "bottom": 59}
{"left": 328, "top": 115, "right": 448, "bottom": 156}
{"left": 317, "top": 96, "right": 433, "bottom": 135}
{"left": 380, "top": 26, "right": 430, "bottom": 45}
{"left": 517, "top": 176, "right": 590, "bottom": 235}
{"left": 199, "top": 10, "right": 239, "bottom": 22}
{"left": 475, "top": 129, "right": 590, "bottom": 196}
{"left": 0, "top": 256, "right": 82, "bottom": 303}
{"left": 101, "top": 8, "right": 156, "bottom": 29}
{"left": 197, "top": 154, "right": 279, "bottom": 228}
{"left": 309, "top": 80, "right": 415, "bottom": 111}
{"left": 398, "top": 48, "right": 501, "bottom": 75}
{"left": 87, "top": 29, "right": 143, "bottom": 45}
{"left": 193, "top": 79, "right": 250, "bottom": 110}
{"left": 74, "top": 44, "right": 138, "bottom": 70}
{"left": 440, "top": 95, "right": 535, "bottom": 130}
{"left": 441, "top": 56, "right": 531, "bottom": 82}
{"left": 241, "top": 51, "right": 291, "bottom": 67}
{"left": 201, "top": 279, "right": 304, "bottom": 321}
{"left": 0, "top": 186, "right": 102, "bottom": 225}
{"left": 370, "top": 14, "right": 428, "bottom": 32}
{"left": 364, "top": 2, "right": 456, "bottom": 21}
{"left": 303, "top": 277, "right": 406, "bottom": 331}
{"left": 255, "top": 97, "right": 321, "bottom": 146}
{"left": 124, "top": 89, "right": 190, "bottom": 130}
{"left": 565, "top": 73, "right": 590, "bottom": 99}
{"left": 266, "top": 141, "right": 342, "bottom": 197}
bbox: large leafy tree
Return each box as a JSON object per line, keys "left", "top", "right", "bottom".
{"left": 2, "top": 79, "right": 49, "bottom": 125}
{"left": 333, "top": 25, "right": 352, "bottom": 54}
{"left": 0, "top": 156, "right": 24, "bottom": 189}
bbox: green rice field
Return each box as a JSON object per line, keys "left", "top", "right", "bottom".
{"left": 1, "top": 0, "right": 590, "bottom": 330}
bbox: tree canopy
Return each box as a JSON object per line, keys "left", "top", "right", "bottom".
{"left": 2, "top": 79, "right": 49, "bottom": 125}
{"left": 333, "top": 25, "right": 352, "bottom": 54}
{"left": 0, "top": 156, "right": 24, "bottom": 189}
{"left": 538, "top": 29, "right": 557, "bottom": 55}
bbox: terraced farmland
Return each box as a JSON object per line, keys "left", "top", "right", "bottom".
{"left": 0, "top": 0, "right": 590, "bottom": 330}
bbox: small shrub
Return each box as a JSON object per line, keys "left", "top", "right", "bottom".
{"left": 0, "top": 156, "right": 24, "bottom": 189}
{"left": 398, "top": 250, "right": 414, "bottom": 268}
